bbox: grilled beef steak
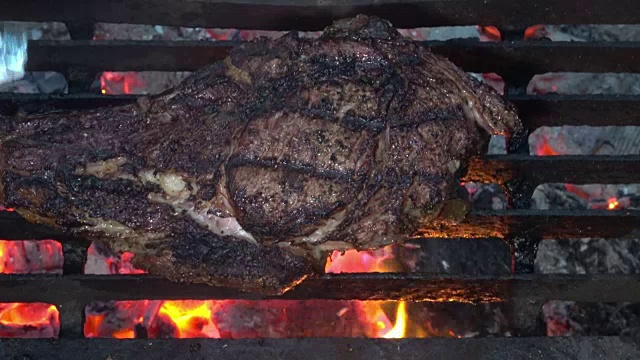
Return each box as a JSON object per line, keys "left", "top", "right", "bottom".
{"left": 0, "top": 15, "right": 521, "bottom": 294}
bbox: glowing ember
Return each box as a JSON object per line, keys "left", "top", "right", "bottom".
{"left": 564, "top": 184, "right": 592, "bottom": 201}
{"left": 0, "top": 303, "right": 59, "bottom": 338}
{"left": 535, "top": 134, "right": 626, "bottom": 210}
{"left": 84, "top": 300, "right": 223, "bottom": 338}
{"left": 477, "top": 26, "right": 501, "bottom": 41}
{"left": 158, "top": 301, "right": 221, "bottom": 338}
{"left": 85, "top": 242, "right": 146, "bottom": 275}
{"left": 527, "top": 73, "right": 564, "bottom": 94}
{"left": 0, "top": 240, "right": 63, "bottom": 274}
{"left": 524, "top": 25, "right": 549, "bottom": 40}
{"left": 481, "top": 73, "right": 505, "bottom": 95}
{"left": 100, "top": 71, "right": 145, "bottom": 95}
{"left": 325, "top": 245, "right": 403, "bottom": 273}
{"left": 84, "top": 244, "right": 456, "bottom": 339}
{"left": 325, "top": 245, "right": 412, "bottom": 338}
{"left": 0, "top": 240, "right": 62, "bottom": 338}
{"left": 535, "top": 137, "right": 560, "bottom": 156}
{"left": 85, "top": 299, "right": 430, "bottom": 339}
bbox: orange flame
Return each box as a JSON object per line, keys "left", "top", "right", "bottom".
{"left": 325, "top": 246, "right": 401, "bottom": 273}
{"left": 325, "top": 245, "right": 410, "bottom": 338}
{"left": 607, "top": 198, "right": 620, "bottom": 210}
{"left": 157, "top": 301, "right": 221, "bottom": 338}
{"left": 0, "top": 303, "right": 60, "bottom": 338}
{"left": 84, "top": 300, "right": 224, "bottom": 339}
{"left": 382, "top": 301, "right": 408, "bottom": 338}
{"left": 84, "top": 245, "right": 433, "bottom": 339}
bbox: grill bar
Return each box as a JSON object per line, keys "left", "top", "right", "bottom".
{"left": 3, "top": 0, "right": 640, "bottom": 29}
{"left": 25, "top": 40, "right": 640, "bottom": 75}
{"left": 2, "top": 209, "right": 639, "bottom": 242}
{"left": 466, "top": 155, "right": 640, "bottom": 185}
{"left": 420, "top": 209, "right": 640, "bottom": 239}
{"left": 3, "top": 93, "right": 640, "bottom": 129}
{"left": 1, "top": 337, "right": 639, "bottom": 360}
{"left": 0, "top": 273, "right": 639, "bottom": 303}
{"left": 2, "top": 2, "right": 640, "bottom": 349}
{"left": 510, "top": 94, "right": 640, "bottom": 128}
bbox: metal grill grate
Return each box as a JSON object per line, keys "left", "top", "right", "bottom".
{"left": 2, "top": 1, "right": 640, "bottom": 358}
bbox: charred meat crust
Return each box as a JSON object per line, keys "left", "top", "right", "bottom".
{"left": 137, "top": 221, "right": 313, "bottom": 295}
{"left": 0, "top": 15, "right": 521, "bottom": 294}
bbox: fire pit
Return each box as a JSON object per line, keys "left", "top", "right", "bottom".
{"left": 2, "top": 0, "right": 640, "bottom": 359}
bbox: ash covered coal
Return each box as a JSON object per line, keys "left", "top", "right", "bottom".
{"left": 528, "top": 24, "right": 640, "bottom": 337}
{"left": 537, "top": 238, "right": 640, "bottom": 275}
{"left": 397, "top": 238, "right": 511, "bottom": 276}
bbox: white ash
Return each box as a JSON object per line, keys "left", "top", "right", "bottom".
{"left": 0, "top": 71, "right": 67, "bottom": 93}
{"left": 549, "top": 24, "right": 640, "bottom": 42}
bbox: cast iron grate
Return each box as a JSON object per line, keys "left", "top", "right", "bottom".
{"left": 1, "top": 1, "right": 640, "bottom": 358}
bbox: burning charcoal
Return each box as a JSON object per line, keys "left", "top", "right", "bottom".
{"left": 82, "top": 299, "right": 513, "bottom": 339}
{"left": 98, "top": 71, "right": 192, "bottom": 95}
{"left": 543, "top": 301, "right": 640, "bottom": 337}
{"left": 407, "top": 302, "right": 510, "bottom": 337}
{"left": 214, "top": 300, "right": 372, "bottom": 338}
{"left": 466, "top": 183, "right": 507, "bottom": 210}
{"left": 84, "top": 241, "right": 146, "bottom": 275}
{"left": 85, "top": 300, "right": 160, "bottom": 339}
{"left": 0, "top": 303, "right": 59, "bottom": 338}
{"left": 32, "top": 71, "right": 67, "bottom": 94}
{"left": 399, "top": 238, "right": 511, "bottom": 276}
{"left": 532, "top": 184, "right": 589, "bottom": 210}
{"left": 0, "top": 240, "right": 63, "bottom": 274}
{"left": 536, "top": 239, "right": 640, "bottom": 275}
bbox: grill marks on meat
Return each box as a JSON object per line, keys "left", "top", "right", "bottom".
{"left": 0, "top": 15, "right": 521, "bottom": 294}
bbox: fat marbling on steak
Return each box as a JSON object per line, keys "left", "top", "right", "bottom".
{"left": 0, "top": 15, "right": 522, "bottom": 294}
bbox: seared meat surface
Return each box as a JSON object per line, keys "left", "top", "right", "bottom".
{"left": 0, "top": 15, "right": 521, "bottom": 294}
